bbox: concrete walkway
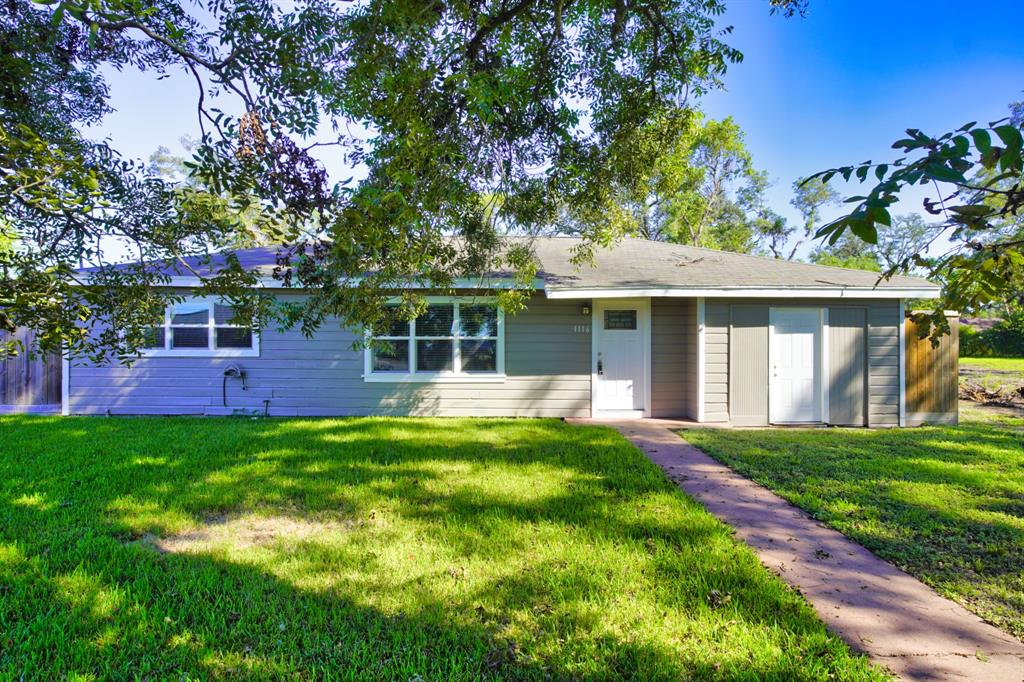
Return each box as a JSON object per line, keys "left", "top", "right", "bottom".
{"left": 594, "top": 419, "right": 1024, "bottom": 681}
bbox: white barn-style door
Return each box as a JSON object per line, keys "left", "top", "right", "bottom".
{"left": 769, "top": 307, "right": 823, "bottom": 423}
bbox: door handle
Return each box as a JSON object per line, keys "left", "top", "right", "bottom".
{"left": 597, "top": 360, "right": 604, "bottom": 375}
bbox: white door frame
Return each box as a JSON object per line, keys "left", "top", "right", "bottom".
{"left": 768, "top": 306, "right": 828, "bottom": 424}
{"left": 591, "top": 298, "right": 652, "bottom": 419}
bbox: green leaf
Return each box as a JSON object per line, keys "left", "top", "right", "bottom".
{"left": 868, "top": 206, "right": 891, "bottom": 227}
{"left": 924, "top": 163, "right": 966, "bottom": 184}
{"left": 874, "top": 164, "right": 887, "bottom": 180}
{"left": 850, "top": 220, "right": 878, "bottom": 245}
{"left": 994, "top": 125, "right": 1023, "bottom": 152}
{"left": 856, "top": 165, "right": 869, "bottom": 181}
{"left": 949, "top": 205, "right": 992, "bottom": 218}
{"left": 951, "top": 135, "right": 970, "bottom": 157}
{"left": 970, "top": 129, "right": 992, "bottom": 154}
{"left": 956, "top": 121, "right": 977, "bottom": 132}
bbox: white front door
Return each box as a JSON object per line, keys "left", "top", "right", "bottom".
{"left": 593, "top": 301, "right": 647, "bottom": 415}
{"left": 770, "top": 307, "right": 822, "bottom": 423}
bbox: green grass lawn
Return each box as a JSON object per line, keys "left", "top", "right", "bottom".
{"left": 683, "top": 406, "right": 1024, "bottom": 641}
{"left": 0, "top": 416, "right": 883, "bottom": 681}
{"left": 960, "top": 357, "right": 1024, "bottom": 376}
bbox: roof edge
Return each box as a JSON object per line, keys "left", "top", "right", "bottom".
{"left": 544, "top": 286, "right": 941, "bottom": 300}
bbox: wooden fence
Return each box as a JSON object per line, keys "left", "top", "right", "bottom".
{"left": 0, "top": 328, "right": 62, "bottom": 413}
{"left": 905, "top": 313, "right": 959, "bottom": 426}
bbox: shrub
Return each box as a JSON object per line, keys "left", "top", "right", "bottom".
{"left": 961, "top": 312, "right": 1024, "bottom": 357}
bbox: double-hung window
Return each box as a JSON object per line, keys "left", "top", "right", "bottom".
{"left": 364, "top": 299, "right": 504, "bottom": 382}
{"left": 141, "top": 298, "right": 260, "bottom": 356}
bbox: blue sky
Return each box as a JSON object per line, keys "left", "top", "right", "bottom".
{"left": 92, "top": 0, "right": 1024, "bottom": 258}
{"left": 701, "top": 0, "right": 1024, "bottom": 253}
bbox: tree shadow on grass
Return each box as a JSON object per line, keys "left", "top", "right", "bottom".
{"left": 0, "top": 416, "right": 880, "bottom": 680}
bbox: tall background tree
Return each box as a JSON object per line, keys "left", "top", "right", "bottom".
{"left": 594, "top": 112, "right": 770, "bottom": 254}
{"left": 0, "top": 0, "right": 806, "bottom": 360}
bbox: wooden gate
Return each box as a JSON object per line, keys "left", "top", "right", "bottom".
{"left": 0, "top": 328, "right": 62, "bottom": 413}
{"left": 905, "top": 313, "right": 958, "bottom": 426}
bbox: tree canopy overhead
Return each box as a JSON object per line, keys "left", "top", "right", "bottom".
{"left": 0, "top": 0, "right": 807, "bottom": 359}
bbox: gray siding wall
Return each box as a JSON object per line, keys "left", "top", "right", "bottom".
{"left": 68, "top": 294, "right": 592, "bottom": 417}
{"left": 867, "top": 302, "right": 901, "bottom": 427}
{"left": 828, "top": 307, "right": 867, "bottom": 426}
{"left": 650, "top": 298, "right": 697, "bottom": 418}
{"left": 702, "top": 299, "right": 901, "bottom": 427}
{"left": 728, "top": 305, "right": 769, "bottom": 426}
{"left": 703, "top": 302, "right": 731, "bottom": 422}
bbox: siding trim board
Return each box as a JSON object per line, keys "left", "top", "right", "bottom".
{"left": 696, "top": 298, "right": 706, "bottom": 423}
{"left": 61, "top": 353, "right": 69, "bottom": 416}
{"left": 898, "top": 299, "right": 906, "bottom": 426}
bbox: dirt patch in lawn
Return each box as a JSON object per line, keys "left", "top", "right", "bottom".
{"left": 959, "top": 367, "right": 1024, "bottom": 411}
{"left": 137, "top": 514, "right": 353, "bottom": 554}
{"left": 960, "top": 399, "right": 1024, "bottom": 419}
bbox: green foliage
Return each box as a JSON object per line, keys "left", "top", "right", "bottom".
{"left": 594, "top": 113, "right": 769, "bottom": 254}
{"left": 810, "top": 251, "right": 881, "bottom": 272}
{"left": 809, "top": 109, "right": 1024, "bottom": 338}
{"left": 684, "top": 406, "right": 1024, "bottom": 640}
{"left": 960, "top": 313, "right": 1024, "bottom": 357}
{"left": 1, "top": 0, "right": 806, "bottom": 360}
{"left": 0, "top": 416, "right": 881, "bottom": 679}
{"left": 809, "top": 214, "right": 940, "bottom": 273}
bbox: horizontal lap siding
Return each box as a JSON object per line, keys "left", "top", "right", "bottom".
{"left": 703, "top": 302, "right": 730, "bottom": 423}
{"left": 868, "top": 302, "right": 900, "bottom": 426}
{"left": 67, "top": 295, "right": 592, "bottom": 417}
{"left": 651, "top": 298, "right": 695, "bottom": 418}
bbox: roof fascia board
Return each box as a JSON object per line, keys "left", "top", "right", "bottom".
{"left": 77, "top": 275, "right": 543, "bottom": 290}
{"left": 544, "top": 287, "right": 941, "bottom": 300}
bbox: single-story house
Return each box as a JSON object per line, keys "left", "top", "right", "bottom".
{"left": 64, "top": 237, "right": 945, "bottom": 426}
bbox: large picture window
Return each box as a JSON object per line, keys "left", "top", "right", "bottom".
{"left": 365, "top": 299, "right": 504, "bottom": 382}
{"left": 141, "top": 298, "right": 259, "bottom": 356}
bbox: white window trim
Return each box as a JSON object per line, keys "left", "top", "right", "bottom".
{"left": 139, "top": 296, "right": 261, "bottom": 358}
{"left": 362, "top": 297, "right": 506, "bottom": 383}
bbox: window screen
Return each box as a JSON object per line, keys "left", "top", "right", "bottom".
{"left": 604, "top": 310, "right": 637, "bottom": 330}
{"left": 369, "top": 301, "right": 501, "bottom": 375}
{"left": 144, "top": 299, "right": 257, "bottom": 354}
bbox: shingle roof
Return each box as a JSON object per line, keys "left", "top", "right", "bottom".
{"left": 85, "top": 237, "right": 937, "bottom": 293}
{"left": 527, "top": 237, "right": 934, "bottom": 291}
